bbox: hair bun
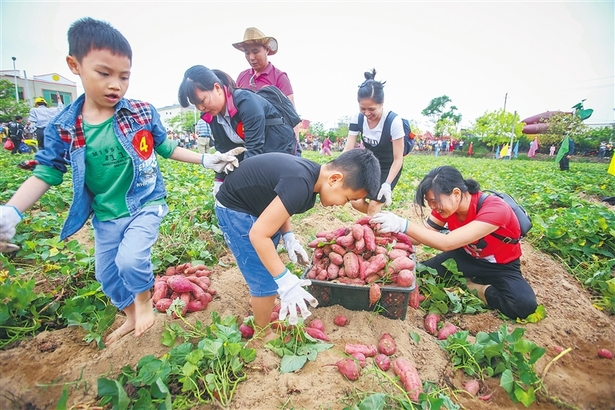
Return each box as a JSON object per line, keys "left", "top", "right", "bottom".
{"left": 363, "top": 68, "right": 377, "bottom": 81}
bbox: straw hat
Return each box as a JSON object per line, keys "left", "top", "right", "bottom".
{"left": 232, "top": 27, "right": 278, "bottom": 55}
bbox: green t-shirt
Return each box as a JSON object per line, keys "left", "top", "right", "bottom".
{"left": 83, "top": 117, "right": 164, "bottom": 221}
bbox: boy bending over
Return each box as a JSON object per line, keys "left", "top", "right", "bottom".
{"left": 215, "top": 150, "right": 380, "bottom": 335}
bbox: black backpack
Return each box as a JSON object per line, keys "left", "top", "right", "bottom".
{"left": 7, "top": 121, "right": 22, "bottom": 139}
{"left": 477, "top": 190, "right": 532, "bottom": 244}
{"left": 254, "top": 86, "right": 302, "bottom": 128}
{"left": 358, "top": 112, "right": 413, "bottom": 155}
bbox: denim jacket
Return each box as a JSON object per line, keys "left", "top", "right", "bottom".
{"left": 34, "top": 94, "right": 171, "bottom": 240}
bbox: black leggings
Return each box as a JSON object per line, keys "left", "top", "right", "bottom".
{"left": 422, "top": 248, "right": 538, "bottom": 319}
{"left": 36, "top": 127, "right": 45, "bottom": 150}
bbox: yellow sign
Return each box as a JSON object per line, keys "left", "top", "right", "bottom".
{"left": 52, "top": 74, "right": 60, "bottom": 81}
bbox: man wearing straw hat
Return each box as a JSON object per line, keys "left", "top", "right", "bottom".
{"left": 233, "top": 27, "right": 302, "bottom": 156}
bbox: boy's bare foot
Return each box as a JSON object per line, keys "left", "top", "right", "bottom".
{"left": 466, "top": 279, "right": 489, "bottom": 304}
{"left": 105, "top": 304, "right": 136, "bottom": 345}
{"left": 134, "top": 291, "right": 156, "bottom": 338}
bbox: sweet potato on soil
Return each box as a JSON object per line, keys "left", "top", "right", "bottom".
{"left": 345, "top": 343, "right": 378, "bottom": 357}
{"left": 165, "top": 266, "right": 176, "bottom": 276}
{"left": 186, "top": 298, "right": 208, "bottom": 313}
{"left": 167, "top": 275, "right": 194, "bottom": 293}
{"left": 374, "top": 353, "right": 391, "bottom": 371}
{"left": 326, "top": 358, "right": 361, "bottom": 381}
{"left": 424, "top": 313, "right": 440, "bottom": 336}
{"left": 350, "top": 352, "right": 367, "bottom": 368}
{"left": 155, "top": 298, "right": 173, "bottom": 313}
{"left": 305, "top": 326, "right": 329, "bottom": 341}
{"left": 152, "top": 281, "right": 168, "bottom": 304}
{"left": 378, "top": 333, "right": 397, "bottom": 356}
{"left": 393, "top": 358, "right": 422, "bottom": 402}
{"left": 437, "top": 323, "right": 458, "bottom": 340}
{"left": 597, "top": 348, "right": 613, "bottom": 359}
{"left": 333, "top": 315, "right": 349, "bottom": 326}
{"left": 463, "top": 379, "right": 480, "bottom": 396}
{"left": 307, "top": 319, "right": 325, "bottom": 331}
{"left": 239, "top": 324, "right": 254, "bottom": 338}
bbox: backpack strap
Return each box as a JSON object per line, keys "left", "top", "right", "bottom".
{"left": 358, "top": 112, "right": 396, "bottom": 137}
{"left": 476, "top": 192, "right": 520, "bottom": 244}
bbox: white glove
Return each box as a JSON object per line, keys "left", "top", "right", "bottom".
{"left": 377, "top": 182, "right": 392, "bottom": 207}
{"left": 371, "top": 211, "right": 408, "bottom": 234}
{"left": 274, "top": 269, "right": 318, "bottom": 325}
{"left": 0, "top": 205, "right": 22, "bottom": 242}
{"left": 282, "top": 231, "right": 309, "bottom": 265}
{"left": 201, "top": 152, "right": 238, "bottom": 174}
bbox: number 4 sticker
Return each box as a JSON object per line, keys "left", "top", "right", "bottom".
{"left": 133, "top": 129, "right": 154, "bottom": 159}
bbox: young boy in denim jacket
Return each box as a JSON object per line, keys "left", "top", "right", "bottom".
{"left": 0, "top": 18, "right": 240, "bottom": 345}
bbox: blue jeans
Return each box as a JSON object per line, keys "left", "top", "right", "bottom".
{"left": 93, "top": 204, "right": 168, "bottom": 310}
{"left": 215, "top": 205, "right": 280, "bottom": 297}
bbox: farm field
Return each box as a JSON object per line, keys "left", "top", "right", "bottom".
{"left": 0, "top": 150, "right": 614, "bottom": 410}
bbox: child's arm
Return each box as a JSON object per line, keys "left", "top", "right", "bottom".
{"left": 1, "top": 176, "right": 50, "bottom": 243}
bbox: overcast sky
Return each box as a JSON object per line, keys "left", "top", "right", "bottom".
{"left": 1, "top": 1, "right": 613, "bottom": 130}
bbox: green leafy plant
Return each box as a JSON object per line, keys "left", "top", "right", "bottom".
{"left": 439, "top": 323, "right": 546, "bottom": 407}
{"left": 265, "top": 319, "right": 333, "bottom": 373}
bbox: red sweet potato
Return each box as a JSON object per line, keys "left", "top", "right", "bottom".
{"left": 195, "top": 269, "right": 212, "bottom": 277}
{"left": 369, "top": 283, "right": 382, "bottom": 307}
{"left": 365, "top": 253, "right": 388, "bottom": 277}
{"left": 328, "top": 251, "right": 344, "bottom": 266}
{"left": 326, "top": 358, "right": 361, "bottom": 381}
{"left": 408, "top": 287, "right": 421, "bottom": 309}
{"left": 397, "top": 269, "right": 415, "bottom": 288}
{"left": 186, "top": 298, "right": 208, "bottom": 313}
{"left": 365, "top": 273, "right": 380, "bottom": 284}
{"left": 172, "top": 292, "right": 191, "bottom": 318}
{"left": 424, "top": 313, "right": 440, "bottom": 336}
{"left": 165, "top": 266, "right": 176, "bottom": 276}
{"left": 354, "top": 238, "right": 366, "bottom": 253}
{"left": 352, "top": 224, "right": 364, "bottom": 240}
{"left": 344, "top": 252, "right": 360, "bottom": 279}
{"left": 331, "top": 244, "right": 347, "bottom": 255}
{"left": 437, "top": 323, "right": 458, "bottom": 340}
{"left": 345, "top": 343, "right": 378, "bottom": 357}
{"left": 598, "top": 348, "right": 613, "bottom": 359}
{"left": 463, "top": 379, "right": 480, "bottom": 396}
{"left": 378, "top": 333, "right": 397, "bottom": 356}
{"left": 388, "top": 248, "right": 408, "bottom": 260}
{"left": 393, "top": 358, "right": 423, "bottom": 402}
{"left": 355, "top": 215, "right": 372, "bottom": 225}
{"left": 336, "top": 232, "right": 355, "bottom": 248}
{"left": 327, "top": 263, "right": 339, "bottom": 280}
{"left": 307, "top": 238, "right": 324, "bottom": 248}
{"left": 333, "top": 315, "right": 349, "bottom": 326}
{"left": 351, "top": 352, "right": 367, "bottom": 368}
{"left": 389, "top": 256, "right": 415, "bottom": 273}
{"left": 239, "top": 324, "right": 254, "bottom": 338}
{"left": 374, "top": 353, "right": 391, "bottom": 371}
{"left": 152, "top": 280, "right": 168, "bottom": 304}
{"left": 393, "top": 242, "right": 414, "bottom": 252}
{"left": 308, "top": 319, "right": 325, "bottom": 331}
{"left": 175, "top": 263, "right": 190, "bottom": 275}
{"left": 154, "top": 298, "right": 173, "bottom": 313}
{"left": 305, "top": 326, "right": 329, "bottom": 341}
{"left": 167, "top": 275, "right": 194, "bottom": 293}
{"left": 362, "top": 224, "right": 377, "bottom": 251}
{"left": 394, "top": 232, "right": 414, "bottom": 247}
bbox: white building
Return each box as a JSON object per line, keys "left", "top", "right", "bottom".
{"left": 156, "top": 103, "right": 199, "bottom": 131}
{"left": 0, "top": 70, "right": 78, "bottom": 106}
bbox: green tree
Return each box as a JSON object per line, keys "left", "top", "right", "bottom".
{"left": 470, "top": 109, "right": 523, "bottom": 150}
{"left": 422, "top": 95, "right": 462, "bottom": 136}
{"left": 0, "top": 79, "right": 30, "bottom": 122}
{"left": 166, "top": 111, "right": 198, "bottom": 134}
{"left": 333, "top": 115, "right": 350, "bottom": 143}
{"left": 309, "top": 121, "right": 325, "bottom": 138}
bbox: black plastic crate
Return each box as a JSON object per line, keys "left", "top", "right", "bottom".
{"left": 302, "top": 271, "right": 415, "bottom": 320}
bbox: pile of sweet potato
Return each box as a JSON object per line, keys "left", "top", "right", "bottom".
{"left": 152, "top": 263, "right": 216, "bottom": 318}
{"left": 306, "top": 216, "right": 416, "bottom": 288}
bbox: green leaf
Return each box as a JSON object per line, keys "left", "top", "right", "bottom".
{"left": 97, "top": 378, "right": 130, "bottom": 410}
{"left": 56, "top": 385, "right": 69, "bottom": 410}
{"left": 409, "top": 331, "right": 421, "bottom": 344}
{"left": 499, "top": 369, "right": 514, "bottom": 393}
{"left": 358, "top": 393, "right": 386, "bottom": 410}
{"left": 280, "top": 354, "right": 308, "bottom": 373}
{"left": 514, "top": 385, "right": 536, "bottom": 407}
{"left": 150, "top": 377, "right": 170, "bottom": 399}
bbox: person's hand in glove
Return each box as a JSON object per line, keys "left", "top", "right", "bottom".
{"left": 274, "top": 269, "right": 318, "bottom": 325}
{"left": 282, "top": 231, "right": 309, "bottom": 265}
{"left": 377, "top": 182, "right": 392, "bottom": 207}
{"left": 201, "top": 151, "right": 239, "bottom": 174}
{"left": 371, "top": 211, "right": 408, "bottom": 234}
{"left": 0, "top": 205, "right": 22, "bottom": 242}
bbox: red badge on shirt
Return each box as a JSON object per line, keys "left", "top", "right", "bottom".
{"left": 133, "top": 129, "right": 154, "bottom": 159}
{"left": 235, "top": 122, "right": 245, "bottom": 139}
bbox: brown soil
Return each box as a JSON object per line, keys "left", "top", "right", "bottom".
{"left": 0, "top": 205, "right": 613, "bottom": 410}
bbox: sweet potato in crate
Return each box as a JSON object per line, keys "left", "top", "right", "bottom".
{"left": 303, "top": 216, "right": 416, "bottom": 320}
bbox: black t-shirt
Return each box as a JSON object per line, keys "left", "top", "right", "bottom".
{"left": 217, "top": 152, "right": 320, "bottom": 217}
